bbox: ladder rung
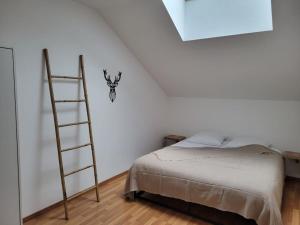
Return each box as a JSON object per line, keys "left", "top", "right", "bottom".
{"left": 67, "top": 185, "right": 98, "bottom": 201}
{"left": 64, "top": 165, "right": 94, "bottom": 177}
{"left": 58, "top": 121, "right": 89, "bottom": 128}
{"left": 51, "top": 75, "right": 82, "bottom": 80}
{"left": 55, "top": 99, "right": 86, "bottom": 103}
{"left": 61, "top": 143, "right": 91, "bottom": 152}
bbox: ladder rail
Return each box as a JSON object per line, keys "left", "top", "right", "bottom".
{"left": 80, "top": 55, "right": 100, "bottom": 202}
{"left": 43, "top": 49, "right": 69, "bottom": 219}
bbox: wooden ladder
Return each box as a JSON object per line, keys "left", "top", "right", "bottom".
{"left": 43, "top": 49, "right": 100, "bottom": 220}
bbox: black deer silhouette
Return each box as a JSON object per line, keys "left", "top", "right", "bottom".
{"left": 103, "top": 69, "right": 122, "bottom": 102}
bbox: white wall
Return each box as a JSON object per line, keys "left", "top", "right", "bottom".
{"left": 167, "top": 97, "right": 300, "bottom": 177}
{"left": 0, "top": 0, "right": 167, "bottom": 217}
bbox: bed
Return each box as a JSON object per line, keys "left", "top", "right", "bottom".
{"left": 125, "top": 134, "right": 285, "bottom": 225}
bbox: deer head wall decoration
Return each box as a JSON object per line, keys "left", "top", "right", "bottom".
{"left": 103, "top": 69, "right": 122, "bottom": 103}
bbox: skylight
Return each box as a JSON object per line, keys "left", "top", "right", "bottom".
{"left": 162, "top": 0, "right": 273, "bottom": 41}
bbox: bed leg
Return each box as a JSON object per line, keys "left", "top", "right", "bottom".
{"left": 127, "top": 192, "right": 136, "bottom": 201}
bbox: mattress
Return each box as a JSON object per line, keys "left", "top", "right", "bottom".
{"left": 125, "top": 145, "right": 284, "bottom": 225}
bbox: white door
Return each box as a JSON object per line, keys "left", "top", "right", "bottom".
{"left": 0, "top": 48, "right": 22, "bottom": 225}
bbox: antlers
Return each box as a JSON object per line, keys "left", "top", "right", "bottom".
{"left": 103, "top": 69, "right": 111, "bottom": 83}
{"left": 103, "top": 69, "right": 122, "bottom": 85}
{"left": 114, "top": 72, "right": 122, "bottom": 84}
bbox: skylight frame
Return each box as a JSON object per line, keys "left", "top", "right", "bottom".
{"left": 162, "top": 0, "right": 273, "bottom": 41}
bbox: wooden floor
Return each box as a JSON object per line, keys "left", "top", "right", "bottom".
{"left": 25, "top": 174, "right": 300, "bottom": 225}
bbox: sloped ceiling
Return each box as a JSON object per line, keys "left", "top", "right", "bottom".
{"left": 79, "top": 0, "right": 300, "bottom": 100}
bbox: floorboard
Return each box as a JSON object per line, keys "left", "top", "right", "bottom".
{"left": 24, "top": 174, "right": 300, "bottom": 225}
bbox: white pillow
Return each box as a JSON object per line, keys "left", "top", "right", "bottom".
{"left": 184, "top": 131, "right": 226, "bottom": 146}
{"left": 223, "top": 136, "right": 270, "bottom": 148}
{"left": 173, "top": 141, "right": 216, "bottom": 148}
